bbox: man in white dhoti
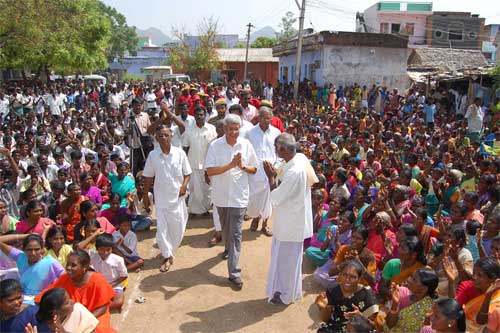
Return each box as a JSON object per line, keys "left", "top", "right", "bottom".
{"left": 182, "top": 106, "right": 217, "bottom": 216}
{"left": 142, "top": 125, "right": 192, "bottom": 272}
{"left": 245, "top": 106, "right": 281, "bottom": 236}
{"left": 263, "top": 133, "right": 314, "bottom": 305}
{"left": 205, "top": 114, "right": 258, "bottom": 290}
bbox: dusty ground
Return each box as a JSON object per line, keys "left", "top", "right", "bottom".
{"left": 110, "top": 216, "right": 323, "bottom": 333}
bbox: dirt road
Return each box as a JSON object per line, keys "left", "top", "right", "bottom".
{"left": 110, "top": 216, "right": 323, "bottom": 332}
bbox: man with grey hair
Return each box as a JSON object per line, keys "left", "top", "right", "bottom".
{"left": 245, "top": 106, "right": 281, "bottom": 236}
{"left": 263, "top": 133, "right": 314, "bottom": 305}
{"left": 205, "top": 114, "right": 258, "bottom": 290}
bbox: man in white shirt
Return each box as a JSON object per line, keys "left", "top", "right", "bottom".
{"left": 47, "top": 88, "right": 62, "bottom": 118}
{"left": 0, "top": 89, "right": 9, "bottom": 121}
{"left": 143, "top": 125, "right": 192, "bottom": 272}
{"left": 183, "top": 107, "right": 217, "bottom": 216}
{"left": 228, "top": 104, "right": 253, "bottom": 138}
{"left": 239, "top": 90, "right": 257, "bottom": 122}
{"left": 108, "top": 87, "right": 123, "bottom": 110}
{"left": 225, "top": 89, "right": 240, "bottom": 110}
{"left": 245, "top": 106, "right": 281, "bottom": 237}
{"left": 263, "top": 133, "right": 313, "bottom": 305}
{"left": 465, "top": 97, "right": 484, "bottom": 143}
{"left": 205, "top": 114, "right": 258, "bottom": 290}
{"left": 263, "top": 83, "right": 274, "bottom": 102}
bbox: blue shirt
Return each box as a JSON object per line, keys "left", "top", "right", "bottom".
{"left": 424, "top": 104, "right": 436, "bottom": 123}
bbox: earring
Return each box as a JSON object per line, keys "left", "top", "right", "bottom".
{"left": 448, "top": 324, "right": 452, "bottom": 328}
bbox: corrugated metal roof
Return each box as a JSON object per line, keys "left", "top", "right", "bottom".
{"left": 216, "top": 48, "right": 278, "bottom": 63}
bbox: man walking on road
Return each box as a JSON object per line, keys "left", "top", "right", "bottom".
{"left": 205, "top": 114, "right": 258, "bottom": 290}
{"left": 142, "top": 125, "right": 192, "bottom": 273}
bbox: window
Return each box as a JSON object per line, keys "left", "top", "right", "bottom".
{"left": 380, "top": 23, "right": 389, "bottom": 33}
{"left": 282, "top": 67, "right": 288, "bottom": 82}
{"left": 468, "top": 31, "right": 477, "bottom": 40}
{"left": 391, "top": 23, "right": 401, "bottom": 34}
{"left": 405, "top": 23, "right": 415, "bottom": 36}
{"left": 449, "top": 29, "right": 463, "bottom": 40}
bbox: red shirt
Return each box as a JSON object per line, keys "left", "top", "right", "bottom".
{"left": 271, "top": 116, "right": 285, "bottom": 133}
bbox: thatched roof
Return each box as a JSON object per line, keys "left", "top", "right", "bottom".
{"left": 407, "top": 48, "right": 488, "bottom": 72}
{"left": 216, "top": 48, "right": 278, "bottom": 63}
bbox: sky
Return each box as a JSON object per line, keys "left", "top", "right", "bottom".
{"left": 102, "top": 0, "right": 500, "bottom": 38}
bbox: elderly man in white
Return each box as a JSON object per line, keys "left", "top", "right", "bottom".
{"left": 183, "top": 106, "right": 217, "bottom": 216}
{"left": 142, "top": 125, "right": 191, "bottom": 273}
{"left": 263, "top": 133, "right": 314, "bottom": 305}
{"left": 205, "top": 114, "right": 258, "bottom": 290}
{"left": 245, "top": 106, "right": 281, "bottom": 236}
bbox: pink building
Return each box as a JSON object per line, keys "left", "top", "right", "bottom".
{"left": 357, "top": 1, "right": 433, "bottom": 47}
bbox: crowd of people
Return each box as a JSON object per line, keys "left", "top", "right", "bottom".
{"left": 0, "top": 76, "right": 499, "bottom": 333}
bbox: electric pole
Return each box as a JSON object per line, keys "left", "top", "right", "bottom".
{"left": 243, "top": 22, "right": 254, "bottom": 82}
{"left": 293, "top": 0, "right": 306, "bottom": 101}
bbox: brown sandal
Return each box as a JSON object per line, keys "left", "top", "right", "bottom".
{"left": 159, "top": 258, "right": 171, "bottom": 272}
{"left": 208, "top": 233, "right": 222, "bottom": 247}
{"left": 250, "top": 218, "right": 259, "bottom": 231}
{"left": 261, "top": 225, "right": 273, "bottom": 237}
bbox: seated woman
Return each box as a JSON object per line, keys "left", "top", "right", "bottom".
{"left": 366, "top": 211, "right": 396, "bottom": 265}
{"left": 80, "top": 172, "right": 102, "bottom": 208}
{"left": 74, "top": 200, "right": 115, "bottom": 243}
{"left": 36, "top": 287, "right": 99, "bottom": 333}
{"left": 59, "top": 183, "right": 88, "bottom": 243}
{"left": 315, "top": 260, "right": 379, "bottom": 333}
{"left": 305, "top": 196, "right": 346, "bottom": 267}
{"left": 0, "top": 279, "right": 41, "bottom": 332}
{"left": 90, "top": 162, "right": 110, "bottom": 204}
{"left": 378, "top": 236, "right": 427, "bottom": 301}
{"left": 304, "top": 189, "right": 329, "bottom": 249}
{"left": 313, "top": 211, "right": 354, "bottom": 288}
{"left": 100, "top": 162, "right": 135, "bottom": 209}
{"left": 15, "top": 200, "right": 55, "bottom": 237}
{"left": 384, "top": 268, "right": 439, "bottom": 333}
{"left": 0, "top": 233, "right": 64, "bottom": 304}
{"left": 429, "top": 298, "right": 466, "bottom": 333}
{"left": 35, "top": 249, "right": 117, "bottom": 333}
{"left": 322, "top": 225, "right": 376, "bottom": 289}
{"left": 463, "top": 257, "right": 500, "bottom": 333}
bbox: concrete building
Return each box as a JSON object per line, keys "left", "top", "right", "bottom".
{"left": 214, "top": 48, "right": 278, "bottom": 84}
{"left": 272, "top": 31, "right": 408, "bottom": 90}
{"left": 482, "top": 24, "right": 500, "bottom": 63}
{"left": 185, "top": 34, "right": 238, "bottom": 53}
{"left": 426, "top": 12, "right": 485, "bottom": 50}
{"left": 357, "top": 1, "right": 432, "bottom": 47}
{"left": 109, "top": 47, "right": 170, "bottom": 79}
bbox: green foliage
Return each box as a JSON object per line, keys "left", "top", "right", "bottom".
{"left": 97, "top": 2, "right": 138, "bottom": 61}
{"left": 236, "top": 41, "right": 246, "bottom": 48}
{"left": 0, "top": 0, "right": 128, "bottom": 78}
{"left": 490, "top": 65, "right": 500, "bottom": 90}
{"left": 122, "top": 72, "right": 144, "bottom": 81}
{"left": 251, "top": 36, "right": 277, "bottom": 48}
{"left": 277, "top": 11, "right": 298, "bottom": 43}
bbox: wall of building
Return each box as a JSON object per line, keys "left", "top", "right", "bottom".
{"left": 320, "top": 45, "right": 408, "bottom": 90}
{"left": 221, "top": 62, "right": 278, "bottom": 84}
{"left": 427, "top": 13, "right": 484, "bottom": 50}
{"left": 376, "top": 13, "right": 430, "bottom": 45}
{"left": 482, "top": 25, "right": 499, "bottom": 61}
{"left": 278, "top": 50, "right": 323, "bottom": 84}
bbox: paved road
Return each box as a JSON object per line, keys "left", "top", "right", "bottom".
{"left": 111, "top": 216, "right": 323, "bottom": 332}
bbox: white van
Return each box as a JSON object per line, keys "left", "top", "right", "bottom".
{"left": 161, "top": 74, "right": 190, "bottom": 83}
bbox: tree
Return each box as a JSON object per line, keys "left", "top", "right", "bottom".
{"left": 277, "top": 11, "right": 298, "bottom": 42}
{"left": 0, "top": 0, "right": 112, "bottom": 78}
{"left": 97, "top": 2, "right": 138, "bottom": 61}
{"left": 251, "top": 36, "right": 277, "bottom": 48}
{"left": 490, "top": 65, "right": 500, "bottom": 90}
{"left": 236, "top": 41, "right": 246, "bottom": 48}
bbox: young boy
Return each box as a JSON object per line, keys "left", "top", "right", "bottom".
{"left": 90, "top": 233, "right": 128, "bottom": 312}
{"left": 112, "top": 214, "right": 144, "bottom": 271}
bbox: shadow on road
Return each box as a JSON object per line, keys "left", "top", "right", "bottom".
{"left": 139, "top": 255, "right": 227, "bottom": 299}
{"left": 179, "top": 298, "right": 287, "bottom": 333}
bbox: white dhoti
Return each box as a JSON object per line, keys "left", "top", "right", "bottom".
{"left": 188, "top": 169, "right": 211, "bottom": 214}
{"left": 266, "top": 238, "right": 303, "bottom": 304}
{"left": 212, "top": 205, "right": 221, "bottom": 232}
{"left": 247, "top": 180, "right": 272, "bottom": 219}
{"left": 156, "top": 199, "right": 188, "bottom": 258}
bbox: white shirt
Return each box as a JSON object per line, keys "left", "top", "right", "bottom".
{"left": 226, "top": 96, "right": 240, "bottom": 110}
{"left": 242, "top": 104, "right": 257, "bottom": 122}
{"left": 145, "top": 92, "right": 157, "bottom": 109}
{"left": 263, "top": 86, "right": 273, "bottom": 101}
{"left": 465, "top": 104, "right": 483, "bottom": 133}
{"left": 38, "top": 165, "right": 59, "bottom": 182}
{"left": 181, "top": 115, "right": 196, "bottom": 130}
{"left": 142, "top": 146, "right": 192, "bottom": 209}
{"left": 47, "top": 94, "right": 61, "bottom": 116}
{"left": 205, "top": 136, "right": 258, "bottom": 208}
{"left": 112, "top": 230, "right": 139, "bottom": 257}
{"left": 108, "top": 92, "right": 123, "bottom": 109}
{"left": 271, "top": 154, "right": 311, "bottom": 242}
{"left": 239, "top": 119, "right": 254, "bottom": 138}
{"left": 0, "top": 96, "right": 9, "bottom": 117}
{"left": 89, "top": 252, "right": 128, "bottom": 284}
{"left": 182, "top": 123, "right": 217, "bottom": 170}
{"left": 245, "top": 124, "right": 281, "bottom": 182}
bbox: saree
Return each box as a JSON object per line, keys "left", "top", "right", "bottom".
{"left": 464, "top": 289, "right": 500, "bottom": 333}
{"left": 382, "top": 259, "right": 425, "bottom": 285}
{"left": 385, "top": 295, "right": 434, "bottom": 333}
{"left": 443, "top": 185, "right": 460, "bottom": 213}
{"left": 107, "top": 173, "right": 135, "bottom": 208}
{"left": 62, "top": 196, "right": 87, "bottom": 243}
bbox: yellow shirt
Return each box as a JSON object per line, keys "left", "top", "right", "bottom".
{"left": 46, "top": 244, "right": 73, "bottom": 268}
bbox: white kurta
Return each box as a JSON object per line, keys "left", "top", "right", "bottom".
{"left": 266, "top": 154, "right": 310, "bottom": 304}
{"left": 183, "top": 123, "right": 217, "bottom": 214}
{"left": 246, "top": 124, "right": 281, "bottom": 219}
{"left": 142, "top": 146, "right": 192, "bottom": 258}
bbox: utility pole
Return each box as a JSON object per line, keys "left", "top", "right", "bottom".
{"left": 243, "top": 22, "right": 254, "bottom": 82}
{"left": 293, "top": 0, "right": 306, "bottom": 101}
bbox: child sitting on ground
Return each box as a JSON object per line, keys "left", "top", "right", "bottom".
{"left": 89, "top": 233, "right": 128, "bottom": 312}
{"left": 112, "top": 214, "right": 144, "bottom": 272}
